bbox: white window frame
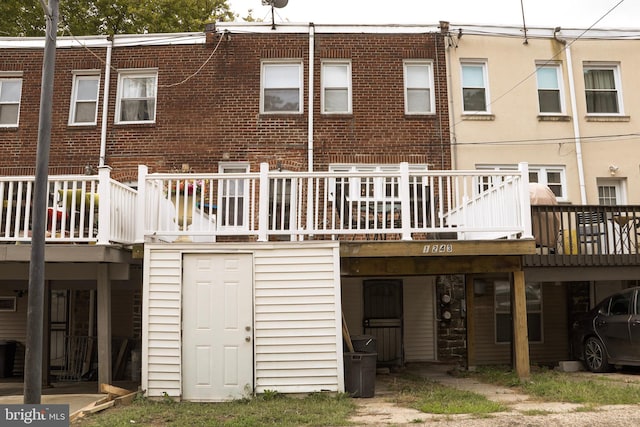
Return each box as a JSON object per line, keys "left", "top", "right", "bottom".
{"left": 583, "top": 62, "right": 624, "bottom": 116}
{"left": 0, "top": 74, "right": 23, "bottom": 128}
{"left": 535, "top": 62, "right": 565, "bottom": 115}
{"left": 69, "top": 72, "right": 100, "bottom": 126}
{"left": 460, "top": 60, "right": 490, "bottom": 113}
{"left": 321, "top": 60, "right": 351, "bottom": 114}
{"left": 0, "top": 296, "right": 17, "bottom": 312}
{"left": 328, "top": 164, "right": 429, "bottom": 203}
{"left": 597, "top": 178, "right": 626, "bottom": 205}
{"left": 217, "top": 163, "right": 250, "bottom": 231}
{"left": 403, "top": 60, "right": 435, "bottom": 115}
{"left": 115, "top": 69, "right": 157, "bottom": 124}
{"left": 261, "top": 61, "right": 303, "bottom": 114}
{"left": 477, "top": 164, "right": 567, "bottom": 202}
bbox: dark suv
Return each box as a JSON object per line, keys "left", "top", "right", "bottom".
{"left": 571, "top": 287, "right": 640, "bottom": 372}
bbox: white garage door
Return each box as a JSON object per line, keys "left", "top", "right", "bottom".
{"left": 182, "top": 253, "right": 253, "bottom": 401}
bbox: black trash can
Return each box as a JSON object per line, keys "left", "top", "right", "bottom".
{"left": 0, "top": 340, "right": 17, "bottom": 378}
{"left": 351, "top": 335, "right": 376, "bottom": 353}
{"left": 343, "top": 352, "right": 377, "bottom": 398}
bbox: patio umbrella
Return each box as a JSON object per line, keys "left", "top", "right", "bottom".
{"left": 529, "top": 183, "right": 560, "bottom": 248}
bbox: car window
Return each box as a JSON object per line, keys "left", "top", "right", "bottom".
{"left": 609, "top": 293, "right": 630, "bottom": 316}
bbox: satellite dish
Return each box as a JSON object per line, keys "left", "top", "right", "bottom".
{"left": 262, "top": 0, "right": 288, "bottom": 7}
{"left": 262, "top": 0, "right": 288, "bottom": 30}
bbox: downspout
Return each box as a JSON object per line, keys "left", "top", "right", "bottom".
{"left": 307, "top": 23, "right": 315, "bottom": 172}
{"left": 305, "top": 24, "right": 315, "bottom": 237}
{"left": 444, "top": 27, "right": 458, "bottom": 170}
{"left": 555, "top": 29, "right": 587, "bottom": 204}
{"left": 99, "top": 37, "right": 113, "bottom": 168}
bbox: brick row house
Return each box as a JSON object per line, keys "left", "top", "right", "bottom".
{"left": 6, "top": 21, "right": 634, "bottom": 400}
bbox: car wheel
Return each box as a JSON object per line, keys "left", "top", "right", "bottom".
{"left": 584, "top": 336, "right": 611, "bottom": 373}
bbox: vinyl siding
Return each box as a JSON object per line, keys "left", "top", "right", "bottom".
{"left": 474, "top": 282, "right": 569, "bottom": 365}
{"left": 341, "top": 277, "right": 436, "bottom": 362}
{"left": 143, "top": 248, "right": 183, "bottom": 397}
{"left": 403, "top": 277, "right": 436, "bottom": 361}
{"left": 254, "top": 245, "right": 342, "bottom": 393}
{"left": 0, "top": 293, "right": 26, "bottom": 376}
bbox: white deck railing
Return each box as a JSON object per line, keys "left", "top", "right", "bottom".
{"left": 138, "top": 163, "right": 532, "bottom": 243}
{"left": 0, "top": 163, "right": 531, "bottom": 245}
{"left": 0, "top": 166, "right": 137, "bottom": 245}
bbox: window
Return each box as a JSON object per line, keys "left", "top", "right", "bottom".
{"left": 404, "top": 61, "right": 435, "bottom": 114}
{"left": 461, "top": 61, "right": 489, "bottom": 113}
{"left": 218, "top": 163, "right": 250, "bottom": 230}
{"left": 477, "top": 165, "right": 567, "bottom": 202}
{"left": 584, "top": 64, "right": 622, "bottom": 114}
{"left": 536, "top": 64, "right": 563, "bottom": 114}
{"left": 321, "top": 61, "right": 351, "bottom": 114}
{"left": 0, "top": 77, "right": 23, "bottom": 127}
{"left": 0, "top": 296, "right": 16, "bottom": 312}
{"left": 261, "top": 62, "right": 303, "bottom": 114}
{"left": 115, "top": 70, "right": 157, "bottom": 124}
{"left": 597, "top": 178, "right": 625, "bottom": 205}
{"left": 329, "top": 164, "right": 427, "bottom": 202}
{"left": 528, "top": 167, "right": 566, "bottom": 201}
{"left": 69, "top": 73, "right": 100, "bottom": 125}
{"left": 608, "top": 293, "right": 630, "bottom": 316}
{"left": 495, "top": 281, "right": 542, "bottom": 343}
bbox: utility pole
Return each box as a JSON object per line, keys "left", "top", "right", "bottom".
{"left": 24, "top": 0, "right": 58, "bottom": 404}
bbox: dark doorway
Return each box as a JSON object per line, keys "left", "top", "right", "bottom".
{"left": 363, "top": 279, "right": 403, "bottom": 366}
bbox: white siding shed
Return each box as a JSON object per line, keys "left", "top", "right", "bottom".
{"left": 142, "top": 241, "right": 343, "bottom": 400}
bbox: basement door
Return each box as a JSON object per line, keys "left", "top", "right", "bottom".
{"left": 182, "top": 253, "right": 253, "bottom": 401}
{"left": 363, "top": 279, "right": 403, "bottom": 366}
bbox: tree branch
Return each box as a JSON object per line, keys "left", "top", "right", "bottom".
{"left": 39, "top": 0, "right": 51, "bottom": 17}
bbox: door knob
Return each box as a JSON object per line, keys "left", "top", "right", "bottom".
{"left": 245, "top": 336, "right": 251, "bottom": 342}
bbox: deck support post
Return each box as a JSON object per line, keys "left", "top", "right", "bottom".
{"left": 97, "top": 264, "right": 112, "bottom": 388}
{"left": 512, "top": 270, "right": 530, "bottom": 380}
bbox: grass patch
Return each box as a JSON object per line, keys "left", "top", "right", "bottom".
{"left": 383, "top": 372, "right": 507, "bottom": 415}
{"left": 465, "top": 365, "right": 640, "bottom": 405}
{"left": 73, "top": 392, "right": 355, "bottom": 427}
{"left": 520, "top": 409, "right": 552, "bottom": 416}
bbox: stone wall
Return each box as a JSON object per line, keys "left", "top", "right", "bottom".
{"left": 436, "top": 275, "right": 467, "bottom": 365}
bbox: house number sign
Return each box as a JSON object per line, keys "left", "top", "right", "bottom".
{"left": 422, "top": 243, "right": 454, "bottom": 254}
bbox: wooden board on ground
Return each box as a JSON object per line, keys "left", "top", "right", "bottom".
{"left": 100, "top": 383, "right": 133, "bottom": 396}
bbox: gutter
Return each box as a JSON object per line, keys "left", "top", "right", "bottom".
{"left": 307, "top": 23, "right": 315, "bottom": 172}
{"left": 554, "top": 28, "right": 587, "bottom": 204}
{"left": 98, "top": 38, "right": 113, "bottom": 168}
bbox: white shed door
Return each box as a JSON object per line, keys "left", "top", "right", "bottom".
{"left": 182, "top": 253, "right": 253, "bottom": 401}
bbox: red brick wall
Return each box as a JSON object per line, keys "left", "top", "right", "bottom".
{"left": 0, "top": 31, "right": 450, "bottom": 180}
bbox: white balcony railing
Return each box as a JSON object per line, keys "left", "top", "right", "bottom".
{"left": 0, "top": 166, "right": 137, "bottom": 245}
{"left": 138, "top": 163, "right": 532, "bottom": 243}
{"left": 0, "top": 163, "right": 531, "bottom": 245}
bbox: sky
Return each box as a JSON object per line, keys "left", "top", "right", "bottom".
{"left": 227, "top": 0, "right": 639, "bottom": 29}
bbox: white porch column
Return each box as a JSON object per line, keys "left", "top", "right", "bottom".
{"left": 257, "top": 163, "right": 269, "bottom": 242}
{"left": 96, "top": 166, "right": 112, "bottom": 245}
{"left": 399, "top": 162, "right": 412, "bottom": 240}
{"left": 135, "top": 165, "right": 148, "bottom": 244}
{"left": 518, "top": 162, "right": 533, "bottom": 240}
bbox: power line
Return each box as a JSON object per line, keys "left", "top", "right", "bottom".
{"left": 454, "top": 131, "right": 640, "bottom": 147}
